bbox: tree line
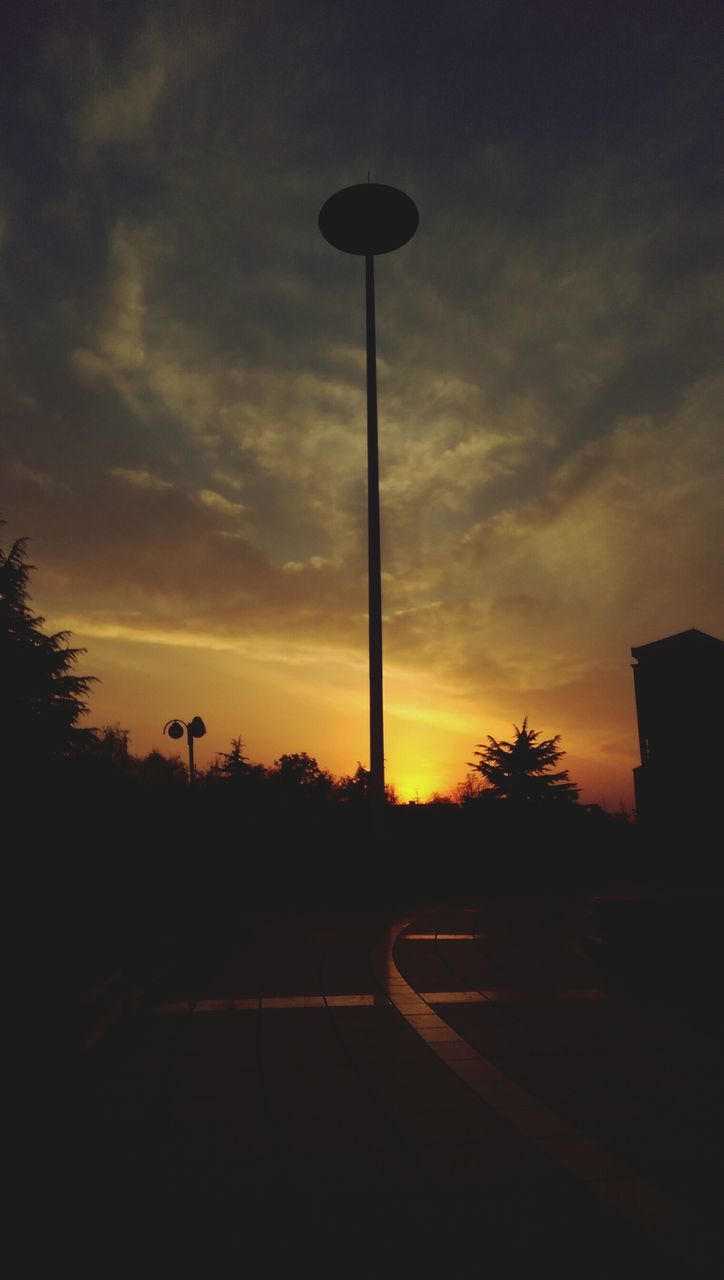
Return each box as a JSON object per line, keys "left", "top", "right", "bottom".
{"left": 3, "top": 524, "right": 591, "bottom": 811}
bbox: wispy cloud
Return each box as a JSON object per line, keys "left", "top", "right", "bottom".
{"left": 197, "top": 489, "right": 245, "bottom": 518}
{"left": 111, "top": 467, "right": 173, "bottom": 492}
{"left": 2, "top": 1, "right": 721, "bottom": 801}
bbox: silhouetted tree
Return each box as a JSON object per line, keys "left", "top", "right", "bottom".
{"left": 214, "top": 736, "right": 251, "bottom": 780}
{"left": 469, "top": 718, "right": 579, "bottom": 805}
{"left": 335, "top": 763, "right": 399, "bottom": 804}
{"left": 336, "top": 762, "right": 371, "bottom": 802}
{"left": 0, "top": 529, "right": 96, "bottom": 772}
{"left": 271, "top": 751, "right": 334, "bottom": 801}
{"left": 135, "top": 748, "right": 188, "bottom": 787}
{"left": 64, "top": 723, "right": 133, "bottom": 790}
{"left": 204, "top": 736, "right": 269, "bottom": 806}
{"left": 82, "top": 724, "right": 131, "bottom": 766}
{"left": 451, "top": 773, "right": 487, "bottom": 806}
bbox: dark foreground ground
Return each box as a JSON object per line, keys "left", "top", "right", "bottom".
{"left": 21, "top": 870, "right": 724, "bottom": 1278}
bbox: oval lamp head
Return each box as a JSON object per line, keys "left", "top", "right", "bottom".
{"left": 166, "top": 720, "right": 184, "bottom": 740}
{"left": 319, "top": 183, "right": 419, "bottom": 256}
{"left": 189, "top": 716, "right": 206, "bottom": 739}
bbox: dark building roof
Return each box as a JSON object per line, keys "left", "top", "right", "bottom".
{"left": 631, "top": 628, "right": 724, "bottom": 662}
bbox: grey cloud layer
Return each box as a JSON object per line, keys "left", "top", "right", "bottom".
{"left": 2, "top": 2, "right": 722, "bottom": 766}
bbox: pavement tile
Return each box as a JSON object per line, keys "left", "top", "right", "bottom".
{"left": 495, "top": 1104, "right": 579, "bottom": 1137}
{"left": 589, "top": 1175, "right": 684, "bottom": 1232}
{"left": 195, "top": 996, "right": 261, "bottom": 1011}
{"left": 474, "top": 1079, "right": 539, "bottom": 1108}
{"left": 422, "top": 990, "right": 487, "bottom": 1003}
{"left": 261, "top": 995, "right": 326, "bottom": 1008}
{"left": 415, "top": 1027, "right": 464, "bottom": 1043}
{"left": 444, "top": 1054, "right": 491, "bottom": 1074}
{"left": 536, "top": 1135, "right": 636, "bottom": 1181}
{"left": 325, "top": 994, "right": 380, "bottom": 1007}
{"left": 433, "top": 1041, "right": 482, "bottom": 1061}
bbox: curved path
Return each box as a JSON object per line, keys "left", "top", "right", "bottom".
{"left": 33, "top": 899, "right": 723, "bottom": 1278}
{"left": 375, "top": 905, "right": 721, "bottom": 1275}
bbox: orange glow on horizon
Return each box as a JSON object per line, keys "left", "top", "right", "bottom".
{"left": 46, "top": 614, "right": 639, "bottom": 811}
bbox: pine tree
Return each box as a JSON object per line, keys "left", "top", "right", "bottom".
{"left": 216, "top": 737, "right": 251, "bottom": 780}
{"left": 469, "top": 718, "right": 579, "bottom": 805}
{"left": 0, "top": 529, "right": 96, "bottom": 771}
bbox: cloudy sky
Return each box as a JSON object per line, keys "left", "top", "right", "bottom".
{"left": 2, "top": 0, "right": 722, "bottom": 803}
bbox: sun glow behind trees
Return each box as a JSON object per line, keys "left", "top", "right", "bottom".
{"left": 56, "top": 614, "right": 632, "bottom": 806}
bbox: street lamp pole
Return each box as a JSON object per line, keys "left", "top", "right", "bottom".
{"left": 365, "top": 251, "right": 384, "bottom": 797}
{"left": 319, "top": 183, "right": 418, "bottom": 805}
{"left": 163, "top": 716, "right": 207, "bottom": 784}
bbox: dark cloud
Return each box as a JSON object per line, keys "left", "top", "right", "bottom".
{"left": 2, "top": 0, "right": 722, "bottom": 799}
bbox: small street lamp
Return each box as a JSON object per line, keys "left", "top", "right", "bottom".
{"left": 163, "top": 716, "right": 206, "bottom": 783}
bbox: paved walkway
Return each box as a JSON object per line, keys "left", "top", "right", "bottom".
{"left": 31, "top": 898, "right": 724, "bottom": 1277}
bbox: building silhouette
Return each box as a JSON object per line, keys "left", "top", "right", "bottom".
{"left": 631, "top": 628, "right": 724, "bottom": 827}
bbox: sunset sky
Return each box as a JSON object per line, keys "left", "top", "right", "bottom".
{"left": 2, "top": 0, "right": 722, "bottom": 804}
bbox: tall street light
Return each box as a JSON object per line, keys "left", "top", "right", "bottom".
{"left": 319, "top": 182, "right": 418, "bottom": 804}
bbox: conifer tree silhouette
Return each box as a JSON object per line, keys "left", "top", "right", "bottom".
{"left": 0, "top": 528, "right": 96, "bottom": 769}
{"left": 469, "top": 718, "right": 579, "bottom": 804}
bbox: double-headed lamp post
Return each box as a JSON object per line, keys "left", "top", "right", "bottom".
{"left": 319, "top": 182, "right": 418, "bottom": 805}
{"left": 163, "top": 716, "right": 206, "bottom": 783}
